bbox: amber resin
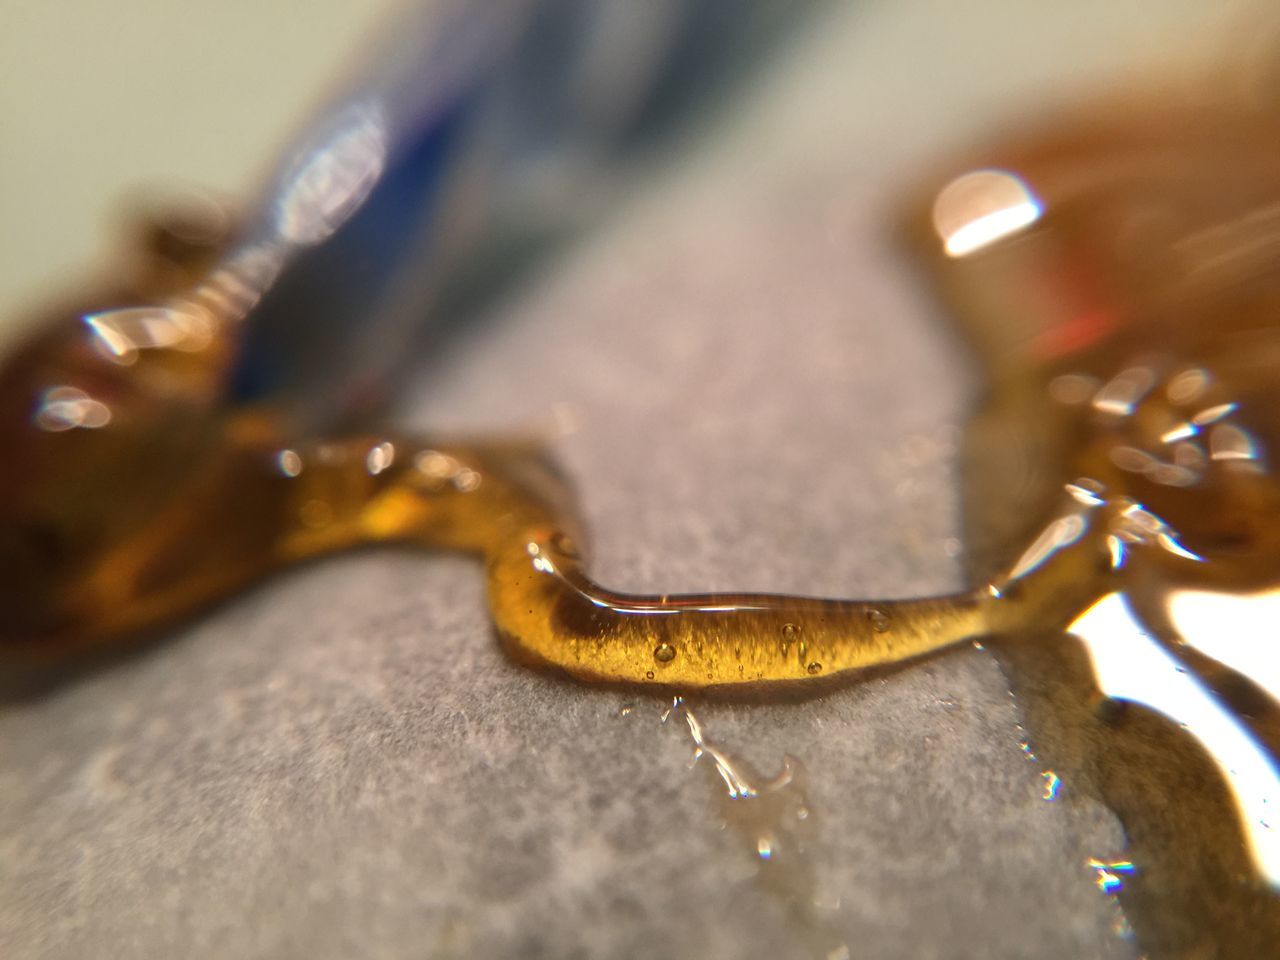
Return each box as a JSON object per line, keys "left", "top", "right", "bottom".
{"left": 4, "top": 73, "right": 1280, "bottom": 960}
{"left": 903, "top": 88, "right": 1280, "bottom": 957}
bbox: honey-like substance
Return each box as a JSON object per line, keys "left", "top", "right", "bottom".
{"left": 3, "top": 76, "right": 1280, "bottom": 960}
{"left": 903, "top": 88, "right": 1280, "bottom": 956}
{"left": 4, "top": 423, "right": 998, "bottom": 685}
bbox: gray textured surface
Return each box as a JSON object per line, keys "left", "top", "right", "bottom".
{"left": 0, "top": 2, "right": 1244, "bottom": 957}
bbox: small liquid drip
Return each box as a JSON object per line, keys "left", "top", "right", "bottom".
{"left": 663, "top": 698, "right": 847, "bottom": 959}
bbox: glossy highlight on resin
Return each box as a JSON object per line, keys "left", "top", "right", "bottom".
{"left": 661, "top": 697, "right": 847, "bottom": 959}
{"left": 904, "top": 85, "right": 1280, "bottom": 956}
{"left": 3, "top": 56, "right": 1280, "bottom": 960}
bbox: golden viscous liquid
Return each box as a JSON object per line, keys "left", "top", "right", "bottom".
{"left": 903, "top": 86, "right": 1280, "bottom": 956}
{"left": 2, "top": 79, "right": 1280, "bottom": 960}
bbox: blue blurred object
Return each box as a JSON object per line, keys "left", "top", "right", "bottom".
{"left": 227, "top": 0, "right": 818, "bottom": 427}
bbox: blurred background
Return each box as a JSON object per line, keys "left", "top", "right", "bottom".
{"left": 0, "top": 1, "right": 396, "bottom": 325}
{"left": 0, "top": 0, "right": 1258, "bottom": 335}
{"left": 0, "top": 2, "right": 1271, "bottom": 959}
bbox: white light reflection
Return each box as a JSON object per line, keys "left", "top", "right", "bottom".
{"left": 1160, "top": 422, "right": 1198, "bottom": 445}
{"left": 1113, "top": 502, "right": 1203, "bottom": 563}
{"left": 1007, "top": 513, "right": 1087, "bottom": 581}
{"left": 1106, "top": 534, "right": 1127, "bottom": 570}
{"left": 194, "top": 244, "right": 284, "bottom": 317}
{"left": 1166, "top": 588, "right": 1280, "bottom": 703}
{"left": 1069, "top": 593, "right": 1280, "bottom": 886}
{"left": 1166, "top": 368, "right": 1209, "bottom": 405}
{"left": 33, "top": 386, "right": 111, "bottom": 432}
{"left": 522, "top": 542, "right": 677, "bottom": 617}
{"left": 1003, "top": 481, "right": 1104, "bottom": 583}
{"left": 1209, "top": 424, "right": 1259, "bottom": 463}
{"left": 275, "top": 106, "right": 387, "bottom": 245}
{"left": 1092, "top": 366, "right": 1157, "bottom": 418}
{"left": 416, "top": 450, "right": 460, "bottom": 480}
{"left": 1192, "top": 402, "right": 1238, "bottom": 427}
{"left": 1065, "top": 479, "right": 1107, "bottom": 507}
{"left": 83, "top": 306, "right": 214, "bottom": 364}
{"left": 365, "top": 441, "right": 396, "bottom": 476}
{"left": 932, "top": 169, "right": 1042, "bottom": 258}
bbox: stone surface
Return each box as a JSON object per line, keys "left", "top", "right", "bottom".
{"left": 0, "top": 1, "right": 1244, "bottom": 957}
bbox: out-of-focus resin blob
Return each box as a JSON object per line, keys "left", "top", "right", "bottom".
{"left": 903, "top": 84, "right": 1280, "bottom": 957}
{"left": 4, "top": 59, "right": 1280, "bottom": 960}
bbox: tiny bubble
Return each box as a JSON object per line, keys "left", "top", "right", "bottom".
{"left": 654, "top": 642, "right": 677, "bottom": 663}
{"left": 645, "top": 671, "right": 655, "bottom": 680}
{"left": 865, "top": 607, "right": 891, "bottom": 632}
{"left": 807, "top": 662, "right": 823, "bottom": 675}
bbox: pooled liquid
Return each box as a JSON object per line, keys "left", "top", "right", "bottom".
{"left": 3, "top": 78, "right": 1280, "bottom": 960}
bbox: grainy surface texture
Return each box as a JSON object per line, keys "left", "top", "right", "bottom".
{"left": 0, "top": 1, "right": 1253, "bottom": 957}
